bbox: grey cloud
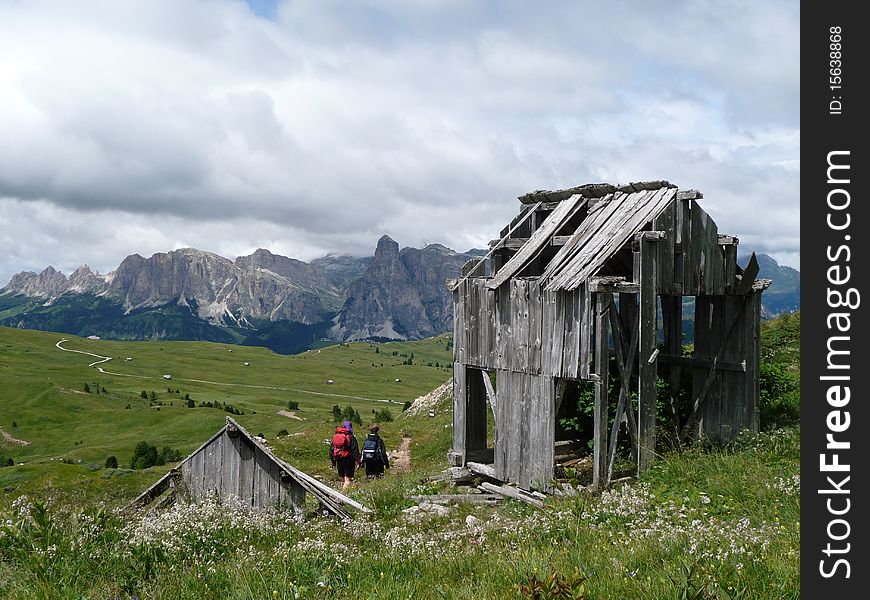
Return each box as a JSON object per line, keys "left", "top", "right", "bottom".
{"left": 0, "top": 0, "right": 799, "bottom": 282}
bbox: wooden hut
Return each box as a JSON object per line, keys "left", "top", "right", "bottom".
{"left": 132, "top": 417, "right": 369, "bottom": 519}
{"left": 448, "top": 181, "right": 769, "bottom": 491}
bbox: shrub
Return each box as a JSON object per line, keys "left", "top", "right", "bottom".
{"left": 759, "top": 361, "right": 800, "bottom": 429}
{"left": 140, "top": 390, "right": 148, "bottom": 399}
{"left": 131, "top": 441, "right": 159, "bottom": 469}
{"left": 287, "top": 400, "right": 299, "bottom": 410}
{"left": 83, "top": 383, "right": 91, "bottom": 393}
{"left": 373, "top": 408, "right": 394, "bottom": 423}
{"left": 158, "top": 446, "right": 182, "bottom": 465}
{"left": 105, "top": 455, "right": 118, "bottom": 469}
{"left": 277, "top": 429, "right": 289, "bottom": 437}
{"left": 402, "top": 401, "right": 412, "bottom": 412}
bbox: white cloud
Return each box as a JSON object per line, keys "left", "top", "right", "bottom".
{"left": 0, "top": 0, "right": 799, "bottom": 285}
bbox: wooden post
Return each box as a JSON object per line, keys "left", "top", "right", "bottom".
{"left": 449, "top": 362, "right": 466, "bottom": 466}
{"left": 592, "top": 292, "right": 610, "bottom": 489}
{"left": 636, "top": 234, "right": 658, "bottom": 475}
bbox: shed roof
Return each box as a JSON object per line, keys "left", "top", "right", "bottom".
{"left": 541, "top": 183, "right": 677, "bottom": 291}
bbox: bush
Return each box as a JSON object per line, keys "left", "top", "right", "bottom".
{"left": 158, "top": 446, "right": 182, "bottom": 465}
{"left": 402, "top": 401, "right": 412, "bottom": 412}
{"left": 105, "top": 455, "right": 118, "bottom": 469}
{"left": 373, "top": 408, "right": 394, "bottom": 422}
{"left": 140, "top": 390, "right": 148, "bottom": 399}
{"left": 287, "top": 400, "right": 299, "bottom": 410}
{"left": 130, "top": 441, "right": 158, "bottom": 470}
{"left": 276, "top": 429, "right": 289, "bottom": 437}
{"left": 759, "top": 361, "right": 800, "bottom": 429}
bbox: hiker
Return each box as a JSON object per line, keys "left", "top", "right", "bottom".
{"left": 329, "top": 420, "right": 359, "bottom": 490}
{"left": 360, "top": 423, "right": 390, "bottom": 479}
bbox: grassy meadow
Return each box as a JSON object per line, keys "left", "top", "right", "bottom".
{"left": 0, "top": 326, "right": 453, "bottom": 502}
{"left": 0, "top": 318, "right": 800, "bottom": 599}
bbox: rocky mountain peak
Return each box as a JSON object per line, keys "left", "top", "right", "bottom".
{"left": 375, "top": 235, "right": 400, "bottom": 259}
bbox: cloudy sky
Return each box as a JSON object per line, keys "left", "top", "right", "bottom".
{"left": 0, "top": 0, "right": 799, "bottom": 285}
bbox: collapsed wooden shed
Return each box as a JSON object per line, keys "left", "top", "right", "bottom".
{"left": 132, "top": 417, "right": 369, "bottom": 519}
{"left": 448, "top": 181, "right": 770, "bottom": 492}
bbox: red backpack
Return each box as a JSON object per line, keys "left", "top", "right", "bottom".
{"left": 332, "top": 428, "right": 351, "bottom": 459}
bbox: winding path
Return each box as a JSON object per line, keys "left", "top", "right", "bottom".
{"left": 55, "top": 339, "right": 398, "bottom": 404}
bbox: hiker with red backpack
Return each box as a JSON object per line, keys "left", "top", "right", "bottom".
{"left": 329, "top": 420, "right": 359, "bottom": 490}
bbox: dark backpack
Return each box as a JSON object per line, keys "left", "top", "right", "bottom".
{"left": 332, "top": 429, "right": 351, "bottom": 459}
{"left": 361, "top": 437, "right": 381, "bottom": 464}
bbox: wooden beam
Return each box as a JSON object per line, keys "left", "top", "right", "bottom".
{"left": 592, "top": 293, "right": 610, "bottom": 489}
{"left": 588, "top": 276, "right": 640, "bottom": 294}
{"left": 487, "top": 236, "right": 571, "bottom": 249}
{"left": 488, "top": 238, "right": 525, "bottom": 250}
{"left": 467, "top": 461, "right": 498, "bottom": 479}
{"left": 481, "top": 370, "right": 496, "bottom": 414}
{"left": 717, "top": 234, "right": 739, "bottom": 246}
{"left": 658, "top": 355, "right": 747, "bottom": 372}
{"left": 735, "top": 252, "right": 760, "bottom": 295}
{"left": 676, "top": 189, "right": 703, "bottom": 201}
{"left": 410, "top": 494, "right": 502, "bottom": 504}
{"left": 636, "top": 238, "right": 658, "bottom": 475}
{"left": 478, "top": 482, "right": 545, "bottom": 507}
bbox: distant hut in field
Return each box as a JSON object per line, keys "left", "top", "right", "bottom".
{"left": 132, "top": 417, "right": 369, "bottom": 519}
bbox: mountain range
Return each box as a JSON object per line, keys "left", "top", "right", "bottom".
{"left": 1, "top": 238, "right": 798, "bottom": 353}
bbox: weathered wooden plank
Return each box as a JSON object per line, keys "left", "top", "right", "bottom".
{"left": 679, "top": 199, "right": 693, "bottom": 294}
{"left": 547, "top": 191, "right": 651, "bottom": 290}
{"left": 494, "top": 369, "right": 510, "bottom": 481}
{"left": 528, "top": 283, "right": 542, "bottom": 373}
{"left": 592, "top": 293, "right": 610, "bottom": 489}
{"left": 513, "top": 280, "right": 530, "bottom": 371}
{"left": 736, "top": 253, "right": 760, "bottom": 295}
{"left": 452, "top": 362, "right": 466, "bottom": 463}
{"left": 481, "top": 369, "right": 496, "bottom": 415}
{"left": 658, "top": 354, "right": 746, "bottom": 372}
{"left": 238, "top": 437, "right": 255, "bottom": 505}
{"left": 746, "top": 293, "right": 762, "bottom": 434}
{"left": 637, "top": 237, "right": 658, "bottom": 475}
{"left": 724, "top": 243, "right": 738, "bottom": 294}
{"left": 576, "top": 284, "right": 591, "bottom": 379}
{"left": 686, "top": 202, "right": 707, "bottom": 295}
{"left": 541, "top": 191, "right": 629, "bottom": 286}
{"left": 676, "top": 189, "right": 703, "bottom": 201}
{"left": 478, "top": 482, "right": 544, "bottom": 508}
{"left": 487, "top": 196, "right": 587, "bottom": 290}
{"left": 607, "top": 297, "right": 639, "bottom": 481}
{"left": 560, "top": 187, "right": 675, "bottom": 291}
{"left": 653, "top": 198, "right": 676, "bottom": 292}
{"left": 549, "top": 291, "right": 565, "bottom": 377}
{"left": 410, "top": 494, "right": 503, "bottom": 504}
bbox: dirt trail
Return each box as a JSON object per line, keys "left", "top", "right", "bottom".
{"left": 388, "top": 434, "right": 412, "bottom": 473}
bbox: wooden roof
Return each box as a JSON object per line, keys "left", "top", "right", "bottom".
{"left": 541, "top": 184, "right": 677, "bottom": 291}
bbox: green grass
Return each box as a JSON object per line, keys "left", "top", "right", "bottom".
{"left": 0, "top": 326, "right": 452, "bottom": 502}
{"left": 0, "top": 324, "right": 799, "bottom": 599}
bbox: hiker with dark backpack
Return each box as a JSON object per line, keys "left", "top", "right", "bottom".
{"left": 360, "top": 423, "right": 390, "bottom": 479}
{"left": 329, "top": 420, "right": 359, "bottom": 490}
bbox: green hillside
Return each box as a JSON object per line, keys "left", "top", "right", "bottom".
{"left": 0, "top": 326, "right": 452, "bottom": 502}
